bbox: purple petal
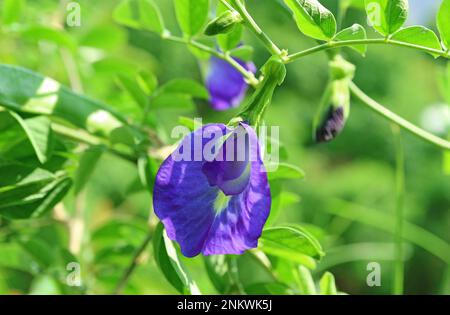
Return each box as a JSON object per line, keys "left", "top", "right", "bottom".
{"left": 202, "top": 124, "right": 251, "bottom": 195}
{"left": 206, "top": 57, "right": 256, "bottom": 111}
{"left": 153, "top": 123, "right": 271, "bottom": 257}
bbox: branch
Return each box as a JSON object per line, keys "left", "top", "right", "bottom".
{"left": 163, "top": 34, "right": 259, "bottom": 87}
{"left": 350, "top": 82, "right": 450, "bottom": 151}
{"left": 114, "top": 231, "right": 153, "bottom": 295}
{"left": 230, "top": 0, "right": 283, "bottom": 57}
{"left": 286, "top": 39, "right": 450, "bottom": 63}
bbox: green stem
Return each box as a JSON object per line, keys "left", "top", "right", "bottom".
{"left": 286, "top": 39, "right": 450, "bottom": 63}
{"left": 218, "top": 0, "right": 235, "bottom": 11}
{"left": 114, "top": 231, "right": 153, "bottom": 295}
{"left": 349, "top": 82, "right": 450, "bottom": 151}
{"left": 231, "top": 0, "right": 283, "bottom": 57}
{"left": 163, "top": 34, "right": 259, "bottom": 87}
{"left": 392, "top": 125, "right": 405, "bottom": 295}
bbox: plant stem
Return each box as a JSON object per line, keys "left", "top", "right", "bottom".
{"left": 349, "top": 82, "right": 450, "bottom": 151}
{"left": 114, "top": 231, "right": 153, "bottom": 295}
{"left": 163, "top": 34, "right": 259, "bottom": 87}
{"left": 218, "top": 0, "right": 235, "bottom": 11}
{"left": 392, "top": 125, "right": 405, "bottom": 295}
{"left": 231, "top": 0, "right": 283, "bottom": 57}
{"left": 286, "top": 39, "right": 450, "bottom": 63}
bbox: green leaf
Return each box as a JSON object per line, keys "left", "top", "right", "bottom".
{"left": 151, "top": 79, "right": 208, "bottom": 109}
{"left": 116, "top": 74, "right": 149, "bottom": 108}
{"left": 0, "top": 64, "right": 126, "bottom": 138}
{"left": 29, "top": 275, "right": 61, "bottom": 295}
{"left": 157, "top": 79, "right": 209, "bottom": 100}
{"left": 268, "top": 189, "right": 301, "bottom": 226}
{"left": 347, "top": 0, "right": 365, "bottom": 9}
{"left": 437, "top": 0, "right": 450, "bottom": 49}
{"left": 178, "top": 116, "right": 197, "bottom": 131}
{"left": 0, "top": 243, "right": 33, "bottom": 272}
{"left": 215, "top": 2, "right": 243, "bottom": 51}
{"left": 19, "top": 238, "right": 56, "bottom": 268}
{"left": 10, "top": 113, "right": 54, "bottom": 164}
{"left": 174, "top": 0, "right": 209, "bottom": 37}
{"left": 2, "top": 0, "right": 24, "bottom": 25}
{"left": 259, "top": 226, "right": 324, "bottom": 269}
{"left": 113, "top": 0, "right": 165, "bottom": 35}
{"left": 391, "top": 26, "right": 442, "bottom": 58}
{"left": 0, "top": 162, "right": 72, "bottom": 220}
{"left": 137, "top": 155, "right": 156, "bottom": 191}
{"left": 444, "top": 150, "right": 450, "bottom": 175}
{"left": 204, "top": 256, "right": 232, "bottom": 294}
{"left": 152, "top": 94, "right": 196, "bottom": 109}
{"left": 319, "top": 272, "right": 338, "bottom": 295}
{"left": 230, "top": 45, "right": 254, "bottom": 62}
{"left": 334, "top": 24, "right": 367, "bottom": 56}
{"left": 218, "top": 24, "right": 243, "bottom": 52}
{"left": 137, "top": 70, "right": 158, "bottom": 95}
{"left": 364, "top": 0, "right": 408, "bottom": 36}
{"left": 21, "top": 26, "right": 77, "bottom": 52}
{"left": 297, "top": 265, "right": 317, "bottom": 294}
{"left": 153, "top": 223, "right": 201, "bottom": 294}
{"left": 267, "top": 163, "right": 305, "bottom": 181}
{"left": 284, "top": 0, "right": 337, "bottom": 41}
{"left": 79, "top": 25, "right": 127, "bottom": 50}
{"left": 29, "top": 177, "right": 72, "bottom": 218}
{"left": 74, "top": 146, "right": 103, "bottom": 194}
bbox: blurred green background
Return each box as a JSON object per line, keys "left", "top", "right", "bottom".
{"left": 0, "top": 0, "right": 449, "bottom": 295}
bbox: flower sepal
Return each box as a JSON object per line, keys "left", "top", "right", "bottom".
{"left": 239, "top": 57, "right": 286, "bottom": 126}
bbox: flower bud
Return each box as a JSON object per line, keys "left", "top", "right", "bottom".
{"left": 315, "top": 56, "right": 354, "bottom": 143}
{"left": 204, "top": 10, "right": 242, "bottom": 36}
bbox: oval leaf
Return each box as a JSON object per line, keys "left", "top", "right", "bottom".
{"left": 259, "top": 226, "right": 324, "bottom": 269}
{"left": 437, "top": 0, "right": 450, "bottom": 49}
{"left": 391, "top": 26, "right": 442, "bottom": 58}
{"left": 153, "top": 223, "right": 201, "bottom": 294}
{"left": 267, "top": 163, "right": 305, "bottom": 181}
{"left": 113, "top": 0, "right": 165, "bottom": 35}
{"left": 365, "top": 0, "right": 408, "bottom": 36}
{"left": 334, "top": 24, "right": 367, "bottom": 56}
{"left": 157, "top": 79, "right": 209, "bottom": 100}
{"left": 284, "top": 0, "right": 337, "bottom": 41}
{"left": 174, "top": 0, "right": 209, "bottom": 37}
{"left": 21, "top": 26, "right": 77, "bottom": 52}
{"left": 319, "top": 272, "right": 338, "bottom": 295}
{"left": 10, "top": 112, "right": 54, "bottom": 164}
{"left": 0, "top": 64, "right": 126, "bottom": 138}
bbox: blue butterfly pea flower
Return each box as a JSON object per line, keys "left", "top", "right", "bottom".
{"left": 153, "top": 122, "right": 271, "bottom": 257}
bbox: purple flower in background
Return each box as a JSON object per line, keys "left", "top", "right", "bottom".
{"left": 153, "top": 122, "right": 271, "bottom": 257}
{"left": 206, "top": 57, "right": 256, "bottom": 111}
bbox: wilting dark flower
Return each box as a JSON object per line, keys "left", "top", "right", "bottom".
{"left": 153, "top": 122, "right": 271, "bottom": 257}
{"left": 206, "top": 57, "right": 256, "bottom": 111}
{"left": 316, "top": 106, "right": 345, "bottom": 143}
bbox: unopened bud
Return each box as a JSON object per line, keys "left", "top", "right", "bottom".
{"left": 315, "top": 75, "right": 352, "bottom": 143}
{"left": 204, "top": 10, "right": 242, "bottom": 36}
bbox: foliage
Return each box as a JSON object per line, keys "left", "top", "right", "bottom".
{"left": 0, "top": 0, "right": 449, "bottom": 295}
